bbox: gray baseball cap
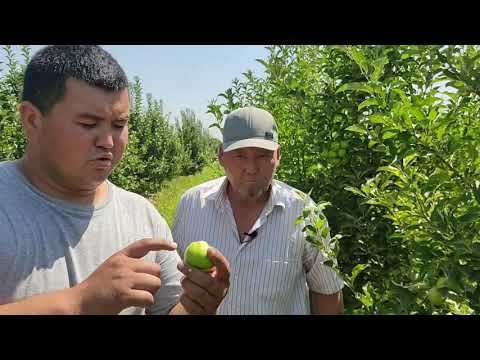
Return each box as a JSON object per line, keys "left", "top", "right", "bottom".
{"left": 222, "top": 106, "right": 279, "bottom": 152}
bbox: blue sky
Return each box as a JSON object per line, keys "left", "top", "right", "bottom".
{"left": 0, "top": 45, "right": 269, "bottom": 138}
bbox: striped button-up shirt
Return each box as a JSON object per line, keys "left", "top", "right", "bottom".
{"left": 172, "top": 176, "right": 344, "bottom": 315}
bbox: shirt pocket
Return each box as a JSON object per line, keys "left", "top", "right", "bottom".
{"left": 253, "top": 258, "right": 302, "bottom": 306}
{"left": 263, "top": 232, "right": 303, "bottom": 262}
{"left": 253, "top": 235, "right": 303, "bottom": 304}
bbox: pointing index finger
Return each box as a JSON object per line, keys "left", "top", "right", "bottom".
{"left": 122, "top": 238, "right": 177, "bottom": 259}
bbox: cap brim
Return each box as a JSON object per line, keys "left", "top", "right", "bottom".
{"left": 223, "top": 138, "right": 278, "bottom": 152}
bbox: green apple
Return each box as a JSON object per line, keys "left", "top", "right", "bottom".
{"left": 427, "top": 287, "right": 443, "bottom": 306}
{"left": 184, "top": 241, "right": 213, "bottom": 271}
{"left": 436, "top": 277, "right": 449, "bottom": 289}
{"left": 327, "top": 150, "right": 337, "bottom": 159}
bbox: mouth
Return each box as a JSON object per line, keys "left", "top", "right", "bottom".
{"left": 95, "top": 153, "right": 113, "bottom": 161}
{"left": 93, "top": 159, "right": 112, "bottom": 169}
{"left": 244, "top": 180, "right": 260, "bottom": 184}
{"left": 93, "top": 154, "right": 114, "bottom": 169}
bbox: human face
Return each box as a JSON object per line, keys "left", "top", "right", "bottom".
{"left": 219, "top": 145, "right": 281, "bottom": 201}
{"left": 23, "top": 78, "right": 129, "bottom": 192}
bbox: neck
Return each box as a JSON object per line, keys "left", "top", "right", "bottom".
{"left": 18, "top": 155, "right": 108, "bottom": 207}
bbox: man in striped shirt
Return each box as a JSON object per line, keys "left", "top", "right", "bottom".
{"left": 173, "top": 107, "right": 344, "bottom": 314}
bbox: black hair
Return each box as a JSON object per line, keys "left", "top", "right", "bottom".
{"left": 22, "top": 45, "right": 129, "bottom": 115}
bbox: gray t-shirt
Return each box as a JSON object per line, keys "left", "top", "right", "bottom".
{"left": 0, "top": 161, "right": 183, "bottom": 315}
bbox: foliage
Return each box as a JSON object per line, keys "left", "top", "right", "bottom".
{"left": 209, "top": 45, "right": 480, "bottom": 314}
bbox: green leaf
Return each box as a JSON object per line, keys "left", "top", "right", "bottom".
{"left": 467, "top": 143, "right": 478, "bottom": 161}
{"left": 443, "top": 69, "right": 460, "bottom": 80}
{"left": 346, "top": 47, "right": 369, "bottom": 74}
{"left": 393, "top": 88, "right": 410, "bottom": 104}
{"left": 324, "top": 259, "right": 334, "bottom": 268}
{"left": 336, "top": 82, "right": 374, "bottom": 95}
{"left": 364, "top": 199, "right": 383, "bottom": 205}
{"left": 403, "top": 153, "right": 418, "bottom": 168}
{"left": 306, "top": 235, "right": 323, "bottom": 248}
{"left": 350, "top": 264, "right": 369, "bottom": 286}
{"left": 371, "top": 57, "right": 388, "bottom": 81}
{"left": 390, "top": 283, "right": 416, "bottom": 310}
{"left": 378, "top": 165, "right": 403, "bottom": 178}
{"left": 425, "top": 168, "right": 450, "bottom": 190}
{"left": 359, "top": 284, "right": 374, "bottom": 307}
{"left": 410, "top": 107, "right": 426, "bottom": 121}
{"left": 457, "top": 210, "right": 480, "bottom": 224}
{"left": 368, "top": 140, "right": 378, "bottom": 148}
{"left": 435, "top": 124, "right": 448, "bottom": 140}
{"left": 370, "top": 114, "right": 387, "bottom": 124}
{"left": 345, "top": 125, "right": 367, "bottom": 135}
{"left": 358, "top": 98, "right": 379, "bottom": 111}
{"left": 428, "top": 108, "right": 438, "bottom": 121}
{"left": 294, "top": 189, "right": 308, "bottom": 202}
{"left": 382, "top": 131, "right": 398, "bottom": 140}
{"left": 359, "top": 187, "right": 372, "bottom": 197}
{"left": 344, "top": 186, "right": 365, "bottom": 198}
{"left": 321, "top": 226, "right": 330, "bottom": 239}
{"left": 315, "top": 217, "right": 326, "bottom": 229}
{"left": 446, "top": 80, "right": 465, "bottom": 90}
{"left": 208, "top": 123, "right": 222, "bottom": 131}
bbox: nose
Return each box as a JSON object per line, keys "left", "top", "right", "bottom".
{"left": 244, "top": 158, "right": 259, "bottom": 175}
{"left": 96, "top": 130, "right": 114, "bottom": 149}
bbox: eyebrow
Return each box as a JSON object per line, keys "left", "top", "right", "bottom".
{"left": 77, "top": 113, "right": 129, "bottom": 122}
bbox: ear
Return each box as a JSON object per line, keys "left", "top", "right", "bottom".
{"left": 19, "top": 101, "right": 43, "bottom": 142}
{"left": 217, "top": 144, "right": 225, "bottom": 166}
{"left": 276, "top": 144, "right": 281, "bottom": 162}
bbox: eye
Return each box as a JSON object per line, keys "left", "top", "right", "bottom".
{"left": 80, "top": 123, "right": 96, "bottom": 129}
{"left": 114, "top": 123, "right": 126, "bottom": 129}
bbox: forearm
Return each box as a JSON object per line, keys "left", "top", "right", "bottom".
{"left": 309, "top": 290, "right": 344, "bottom": 315}
{"left": 0, "top": 287, "right": 83, "bottom": 315}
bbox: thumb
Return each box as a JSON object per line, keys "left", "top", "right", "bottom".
{"left": 207, "top": 246, "right": 230, "bottom": 282}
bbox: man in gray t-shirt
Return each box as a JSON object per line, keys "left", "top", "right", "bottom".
{"left": 0, "top": 45, "right": 230, "bottom": 315}
{"left": 0, "top": 161, "right": 180, "bottom": 315}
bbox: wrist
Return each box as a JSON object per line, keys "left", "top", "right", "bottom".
{"left": 67, "top": 282, "right": 90, "bottom": 315}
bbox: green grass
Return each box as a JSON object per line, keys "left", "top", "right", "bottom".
{"left": 151, "top": 162, "right": 224, "bottom": 227}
